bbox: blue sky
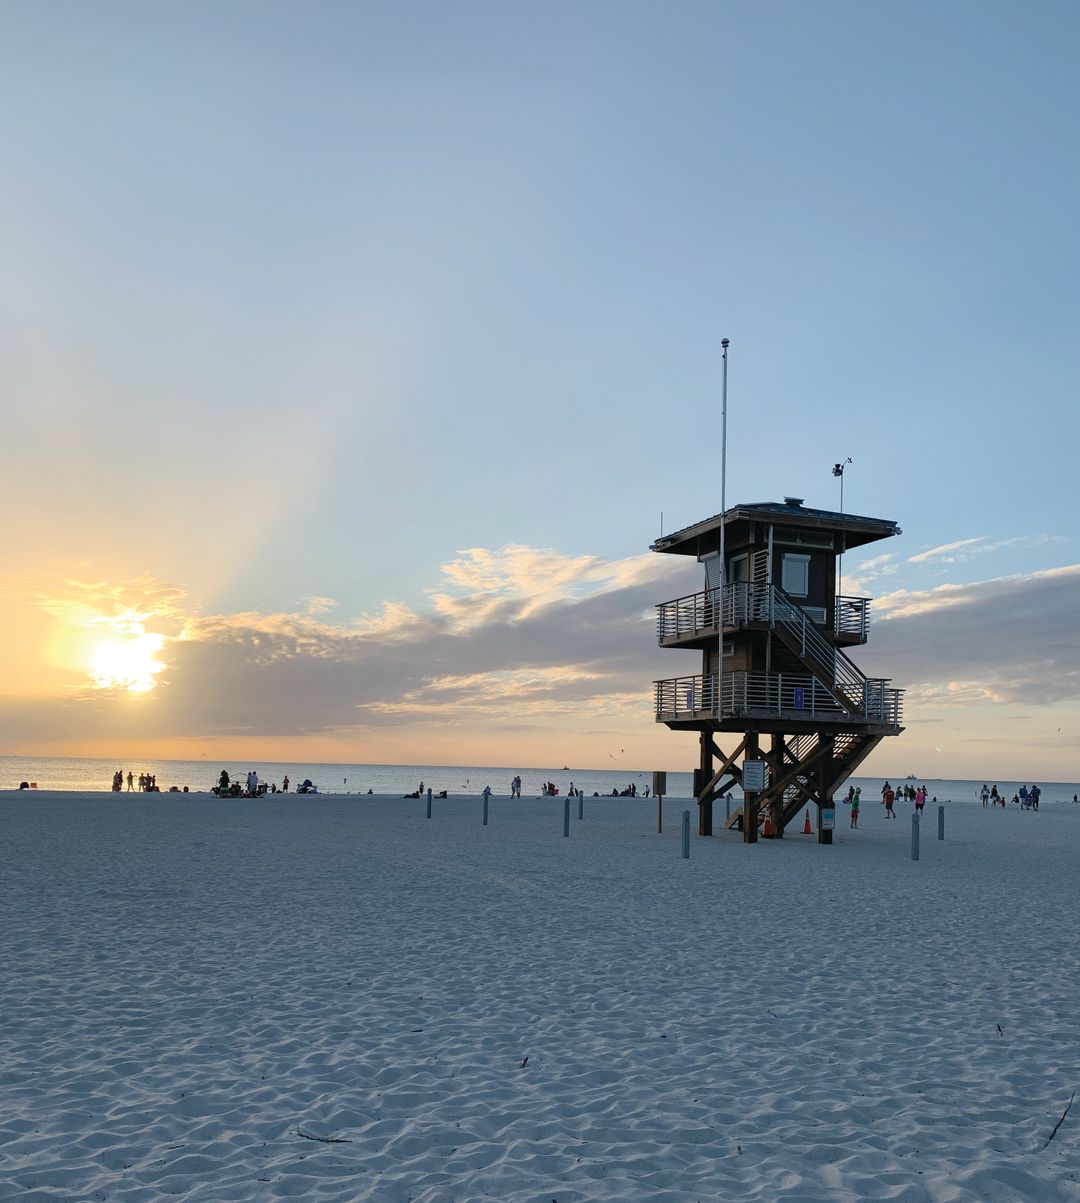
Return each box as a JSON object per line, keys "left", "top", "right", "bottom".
{"left": 2, "top": 2, "right": 1078, "bottom": 776}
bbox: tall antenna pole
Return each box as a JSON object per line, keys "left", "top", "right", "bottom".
{"left": 833, "top": 456, "right": 852, "bottom": 595}
{"left": 719, "top": 338, "right": 730, "bottom": 718}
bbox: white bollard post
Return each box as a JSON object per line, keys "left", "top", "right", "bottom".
{"left": 911, "top": 812, "right": 920, "bottom": 861}
{"left": 937, "top": 804, "right": 944, "bottom": 840}
{"left": 578, "top": 791, "right": 583, "bottom": 820}
{"left": 426, "top": 788, "right": 432, "bottom": 819}
{"left": 563, "top": 797, "right": 570, "bottom": 837}
{"left": 682, "top": 810, "right": 691, "bottom": 859}
{"left": 483, "top": 793, "right": 489, "bottom": 825}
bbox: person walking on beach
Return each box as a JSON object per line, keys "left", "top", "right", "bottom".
{"left": 915, "top": 785, "right": 926, "bottom": 816}
{"left": 883, "top": 784, "right": 896, "bottom": 818}
{"left": 850, "top": 788, "right": 860, "bottom": 829}
{"left": 1031, "top": 784, "right": 1040, "bottom": 811}
{"left": 126, "top": 771, "right": 134, "bottom": 791}
{"left": 282, "top": 775, "right": 289, "bottom": 793}
{"left": 981, "top": 783, "right": 990, "bottom": 808}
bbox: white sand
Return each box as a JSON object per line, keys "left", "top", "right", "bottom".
{"left": 1, "top": 792, "right": 1079, "bottom": 1202}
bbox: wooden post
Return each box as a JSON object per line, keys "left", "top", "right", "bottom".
{"left": 657, "top": 793, "right": 663, "bottom": 833}
{"left": 817, "top": 736, "right": 834, "bottom": 845}
{"left": 700, "top": 797, "right": 713, "bottom": 836}
{"left": 696, "top": 738, "right": 713, "bottom": 836}
{"left": 743, "top": 732, "right": 760, "bottom": 843}
{"left": 770, "top": 733, "right": 785, "bottom": 838}
{"left": 426, "top": 788, "right": 432, "bottom": 819}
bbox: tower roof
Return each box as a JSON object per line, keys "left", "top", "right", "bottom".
{"left": 651, "top": 498, "right": 900, "bottom": 556}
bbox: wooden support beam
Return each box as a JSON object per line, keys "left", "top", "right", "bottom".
{"left": 817, "top": 734, "right": 834, "bottom": 845}
{"left": 768, "top": 733, "right": 786, "bottom": 837}
{"left": 697, "top": 732, "right": 713, "bottom": 836}
{"left": 743, "top": 732, "right": 760, "bottom": 844}
{"left": 699, "top": 737, "right": 746, "bottom": 801}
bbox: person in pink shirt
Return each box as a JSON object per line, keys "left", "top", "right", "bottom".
{"left": 915, "top": 785, "right": 926, "bottom": 815}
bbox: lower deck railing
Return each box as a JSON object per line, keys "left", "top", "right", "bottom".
{"left": 654, "top": 671, "right": 903, "bottom": 725}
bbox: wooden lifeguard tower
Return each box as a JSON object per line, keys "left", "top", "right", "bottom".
{"left": 651, "top": 497, "right": 903, "bottom": 844}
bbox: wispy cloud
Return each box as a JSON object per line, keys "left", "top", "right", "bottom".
{"left": 908, "top": 537, "right": 989, "bottom": 563}
{"left": 908, "top": 534, "right": 1066, "bottom": 565}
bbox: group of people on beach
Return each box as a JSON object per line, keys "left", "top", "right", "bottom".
{"left": 111, "top": 769, "right": 159, "bottom": 792}
{"left": 981, "top": 783, "right": 1041, "bottom": 810}
{"left": 211, "top": 770, "right": 311, "bottom": 797}
{"left": 845, "top": 781, "right": 931, "bottom": 828}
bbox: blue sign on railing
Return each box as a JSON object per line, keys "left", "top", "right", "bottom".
{"left": 793, "top": 686, "right": 805, "bottom": 709}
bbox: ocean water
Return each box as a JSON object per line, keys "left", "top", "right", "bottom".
{"left": 0, "top": 755, "right": 684, "bottom": 798}
{"left": 2, "top": 755, "right": 1079, "bottom": 807}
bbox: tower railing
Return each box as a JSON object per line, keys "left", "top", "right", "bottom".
{"left": 653, "top": 671, "right": 904, "bottom": 726}
{"left": 656, "top": 585, "right": 869, "bottom": 642}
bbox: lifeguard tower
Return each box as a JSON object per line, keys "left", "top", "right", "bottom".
{"left": 651, "top": 497, "right": 903, "bottom": 844}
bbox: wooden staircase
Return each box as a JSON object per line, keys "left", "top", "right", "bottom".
{"left": 721, "top": 730, "right": 882, "bottom": 832}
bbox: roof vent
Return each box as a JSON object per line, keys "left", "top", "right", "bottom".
{"left": 783, "top": 496, "right": 803, "bottom": 507}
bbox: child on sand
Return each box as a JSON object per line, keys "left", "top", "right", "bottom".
{"left": 850, "top": 787, "right": 860, "bottom": 829}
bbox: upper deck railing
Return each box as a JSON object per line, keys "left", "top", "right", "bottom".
{"left": 656, "top": 584, "right": 869, "bottom": 642}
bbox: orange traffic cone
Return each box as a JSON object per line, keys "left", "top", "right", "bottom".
{"left": 763, "top": 813, "right": 774, "bottom": 837}
{"left": 803, "top": 810, "right": 812, "bottom": 834}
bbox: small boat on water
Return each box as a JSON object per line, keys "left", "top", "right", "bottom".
{"left": 905, "top": 773, "right": 918, "bottom": 780}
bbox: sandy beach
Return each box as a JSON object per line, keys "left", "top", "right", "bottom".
{"left": 2, "top": 791, "right": 1079, "bottom": 1202}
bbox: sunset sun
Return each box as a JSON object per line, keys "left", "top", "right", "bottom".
{"left": 88, "top": 629, "right": 166, "bottom": 694}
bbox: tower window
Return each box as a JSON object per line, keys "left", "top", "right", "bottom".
{"left": 781, "top": 553, "right": 810, "bottom": 597}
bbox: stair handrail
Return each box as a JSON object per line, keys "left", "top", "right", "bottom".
{"left": 764, "top": 584, "right": 882, "bottom": 711}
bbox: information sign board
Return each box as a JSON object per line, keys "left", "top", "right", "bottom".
{"left": 742, "top": 760, "right": 768, "bottom": 792}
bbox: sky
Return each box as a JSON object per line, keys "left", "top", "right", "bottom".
{"left": 2, "top": 1, "right": 1079, "bottom": 780}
